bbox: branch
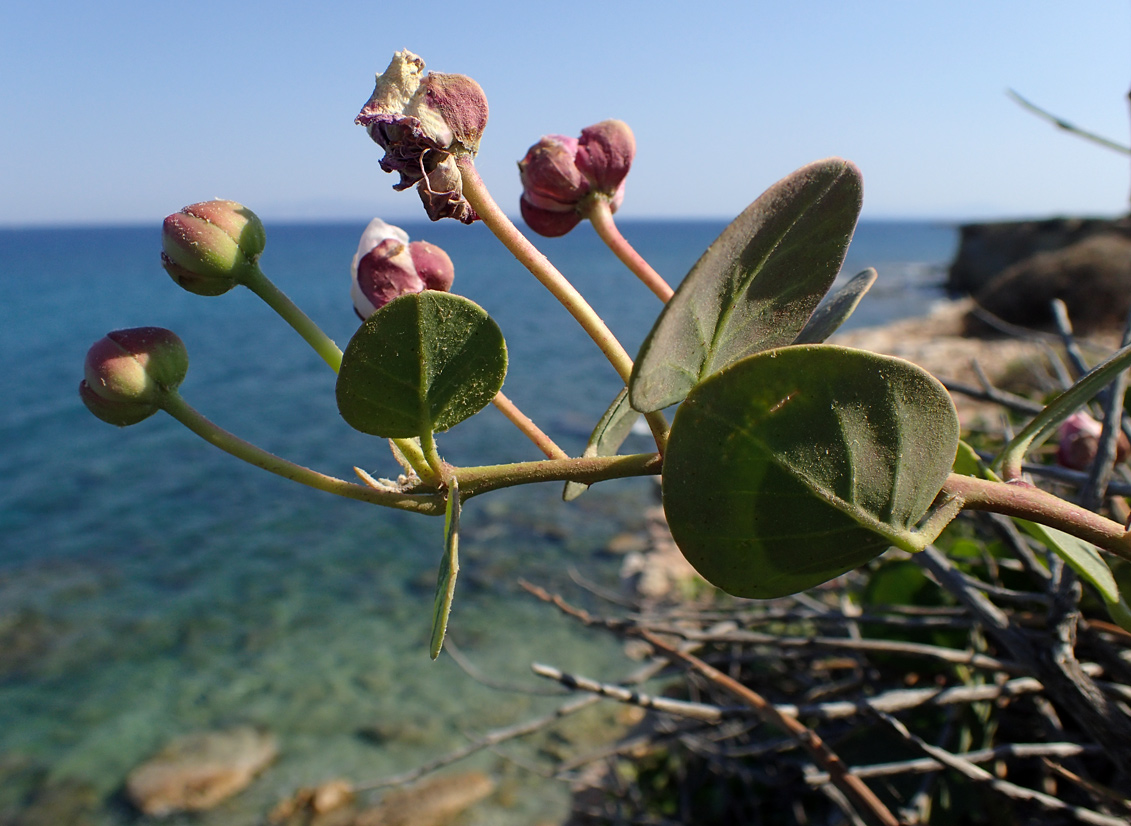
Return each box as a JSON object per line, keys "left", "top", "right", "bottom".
{"left": 878, "top": 710, "right": 1127, "bottom": 826}
{"left": 1008, "top": 88, "right": 1131, "bottom": 156}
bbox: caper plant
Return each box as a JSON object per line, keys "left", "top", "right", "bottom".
{"left": 82, "top": 50, "right": 1131, "bottom": 659}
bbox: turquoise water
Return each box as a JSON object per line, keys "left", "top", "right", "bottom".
{"left": 0, "top": 219, "right": 957, "bottom": 824}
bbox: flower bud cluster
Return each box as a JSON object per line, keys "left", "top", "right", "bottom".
{"left": 161, "top": 200, "right": 265, "bottom": 296}
{"left": 350, "top": 219, "right": 455, "bottom": 318}
{"left": 356, "top": 51, "right": 488, "bottom": 224}
{"left": 80, "top": 327, "right": 188, "bottom": 426}
{"left": 518, "top": 120, "right": 635, "bottom": 237}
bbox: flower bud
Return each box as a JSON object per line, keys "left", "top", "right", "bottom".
{"left": 518, "top": 120, "right": 635, "bottom": 237}
{"left": 161, "top": 200, "right": 266, "bottom": 296}
{"left": 575, "top": 120, "right": 635, "bottom": 193}
{"left": 350, "top": 219, "right": 455, "bottom": 319}
{"left": 356, "top": 51, "right": 488, "bottom": 192}
{"left": 409, "top": 241, "right": 455, "bottom": 293}
{"left": 1056, "top": 411, "right": 1131, "bottom": 470}
{"left": 80, "top": 327, "right": 188, "bottom": 426}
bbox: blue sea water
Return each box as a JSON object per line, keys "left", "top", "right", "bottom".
{"left": 0, "top": 218, "right": 957, "bottom": 824}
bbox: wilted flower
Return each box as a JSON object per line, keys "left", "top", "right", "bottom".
{"left": 417, "top": 154, "right": 476, "bottom": 223}
{"left": 356, "top": 50, "right": 487, "bottom": 224}
{"left": 350, "top": 218, "right": 455, "bottom": 318}
{"left": 1056, "top": 410, "right": 1131, "bottom": 470}
{"left": 519, "top": 120, "right": 635, "bottom": 237}
{"left": 80, "top": 327, "right": 188, "bottom": 426}
{"left": 161, "top": 200, "right": 266, "bottom": 296}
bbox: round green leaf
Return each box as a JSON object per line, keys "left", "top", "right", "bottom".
{"left": 662, "top": 345, "right": 959, "bottom": 598}
{"left": 336, "top": 292, "right": 507, "bottom": 438}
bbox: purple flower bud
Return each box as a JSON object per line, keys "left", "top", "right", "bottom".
{"left": 350, "top": 219, "right": 455, "bottom": 319}
{"left": 576, "top": 120, "right": 635, "bottom": 194}
{"left": 161, "top": 200, "right": 266, "bottom": 296}
{"left": 518, "top": 120, "right": 635, "bottom": 237}
{"left": 356, "top": 50, "right": 487, "bottom": 222}
{"left": 1056, "top": 411, "right": 1131, "bottom": 470}
{"left": 409, "top": 241, "right": 455, "bottom": 293}
{"left": 80, "top": 327, "right": 188, "bottom": 426}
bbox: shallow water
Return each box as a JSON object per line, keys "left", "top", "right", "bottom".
{"left": 0, "top": 218, "right": 957, "bottom": 823}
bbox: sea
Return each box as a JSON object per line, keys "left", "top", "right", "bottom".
{"left": 0, "top": 218, "right": 958, "bottom": 824}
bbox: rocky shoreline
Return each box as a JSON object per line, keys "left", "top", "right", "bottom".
{"left": 947, "top": 215, "right": 1131, "bottom": 333}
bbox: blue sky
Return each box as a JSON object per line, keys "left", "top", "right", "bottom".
{"left": 2, "top": 1, "right": 1129, "bottom": 226}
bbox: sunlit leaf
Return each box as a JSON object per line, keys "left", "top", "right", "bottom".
{"left": 336, "top": 292, "right": 507, "bottom": 438}
{"left": 663, "top": 345, "right": 959, "bottom": 598}
{"left": 563, "top": 388, "right": 641, "bottom": 501}
{"left": 793, "top": 268, "right": 877, "bottom": 344}
{"left": 629, "top": 159, "right": 863, "bottom": 413}
{"left": 430, "top": 478, "right": 460, "bottom": 659}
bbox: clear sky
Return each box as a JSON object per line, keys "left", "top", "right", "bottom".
{"left": 2, "top": 1, "right": 1129, "bottom": 226}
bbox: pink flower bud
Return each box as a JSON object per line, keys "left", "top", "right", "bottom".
{"left": 161, "top": 200, "right": 266, "bottom": 296}
{"left": 80, "top": 327, "right": 188, "bottom": 426}
{"left": 518, "top": 120, "right": 635, "bottom": 237}
{"left": 355, "top": 50, "right": 487, "bottom": 224}
{"left": 576, "top": 120, "right": 635, "bottom": 194}
{"left": 350, "top": 219, "right": 455, "bottom": 319}
{"left": 1056, "top": 411, "right": 1131, "bottom": 470}
{"left": 409, "top": 241, "right": 455, "bottom": 293}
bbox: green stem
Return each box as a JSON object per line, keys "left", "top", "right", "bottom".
{"left": 455, "top": 452, "right": 662, "bottom": 499}
{"left": 419, "top": 429, "right": 447, "bottom": 483}
{"left": 942, "top": 472, "right": 1131, "bottom": 562}
{"left": 585, "top": 199, "right": 674, "bottom": 302}
{"left": 160, "top": 390, "right": 443, "bottom": 515}
{"left": 242, "top": 266, "right": 343, "bottom": 372}
{"left": 996, "top": 340, "right": 1131, "bottom": 481}
{"left": 390, "top": 437, "right": 437, "bottom": 483}
{"left": 456, "top": 155, "right": 634, "bottom": 384}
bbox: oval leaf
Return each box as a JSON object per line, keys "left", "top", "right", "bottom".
{"left": 430, "top": 478, "right": 460, "bottom": 660}
{"left": 337, "top": 292, "right": 507, "bottom": 438}
{"left": 662, "top": 345, "right": 959, "bottom": 598}
{"left": 793, "top": 268, "right": 877, "bottom": 344}
{"left": 629, "top": 159, "right": 863, "bottom": 413}
{"left": 563, "top": 387, "right": 641, "bottom": 501}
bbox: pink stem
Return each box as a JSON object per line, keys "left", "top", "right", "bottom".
{"left": 586, "top": 199, "right": 674, "bottom": 302}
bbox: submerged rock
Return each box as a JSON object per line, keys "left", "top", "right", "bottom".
{"left": 352, "top": 771, "right": 494, "bottom": 826}
{"left": 124, "top": 726, "right": 278, "bottom": 816}
{"left": 268, "top": 778, "right": 355, "bottom": 825}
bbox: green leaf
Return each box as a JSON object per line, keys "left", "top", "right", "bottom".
{"left": 336, "top": 292, "right": 507, "bottom": 438}
{"left": 662, "top": 345, "right": 959, "bottom": 599}
{"left": 629, "top": 159, "right": 863, "bottom": 413}
{"left": 793, "top": 268, "right": 877, "bottom": 344}
{"left": 563, "top": 387, "right": 641, "bottom": 501}
{"left": 430, "top": 478, "right": 460, "bottom": 660}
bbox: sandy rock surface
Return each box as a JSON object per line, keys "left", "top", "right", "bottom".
{"left": 125, "top": 726, "right": 278, "bottom": 816}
